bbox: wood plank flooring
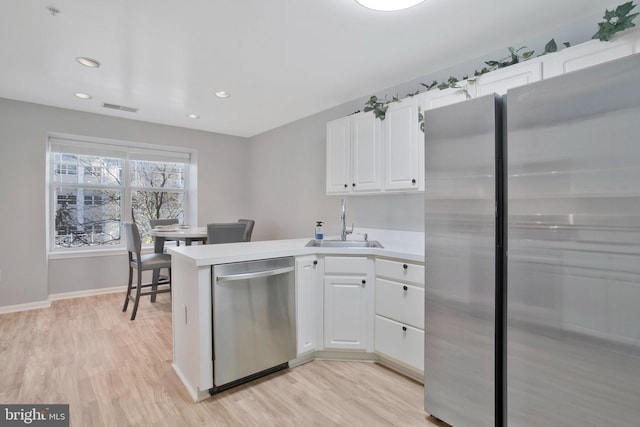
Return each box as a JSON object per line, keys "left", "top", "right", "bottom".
{"left": 0, "top": 293, "right": 445, "bottom": 426}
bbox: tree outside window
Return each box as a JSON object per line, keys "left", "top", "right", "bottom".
{"left": 50, "top": 145, "right": 189, "bottom": 250}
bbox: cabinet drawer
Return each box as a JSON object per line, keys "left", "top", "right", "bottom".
{"left": 376, "top": 258, "right": 424, "bottom": 286}
{"left": 375, "top": 278, "right": 424, "bottom": 329}
{"left": 375, "top": 315, "right": 424, "bottom": 372}
{"left": 324, "top": 256, "right": 368, "bottom": 275}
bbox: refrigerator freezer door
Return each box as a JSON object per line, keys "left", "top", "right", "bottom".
{"left": 507, "top": 54, "right": 640, "bottom": 426}
{"left": 424, "top": 94, "right": 500, "bottom": 427}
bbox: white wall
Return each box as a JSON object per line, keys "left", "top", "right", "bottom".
{"left": 0, "top": 98, "right": 250, "bottom": 307}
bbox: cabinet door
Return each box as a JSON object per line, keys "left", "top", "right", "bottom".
{"left": 324, "top": 276, "right": 369, "bottom": 350}
{"left": 295, "top": 256, "right": 320, "bottom": 356}
{"left": 475, "top": 60, "right": 542, "bottom": 96}
{"left": 420, "top": 86, "right": 469, "bottom": 111}
{"left": 351, "top": 112, "right": 383, "bottom": 193}
{"left": 384, "top": 97, "right": 423, "bottom": 191}
{"left": 326, "top": 116, "right": 351, "bottom": 194}
{"left": 543, "top": 38, "right": 636, "bottom": 79}
{"left": 375, "top": 315, "right": 424, "bottom": 372}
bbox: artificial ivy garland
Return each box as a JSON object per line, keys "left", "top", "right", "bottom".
{"left": 356, "top": 1, "right": 638, "bottom": 120}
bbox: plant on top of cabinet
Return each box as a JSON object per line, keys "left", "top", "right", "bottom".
{"left": 357, "top": 1, "right": 638, "bottom": 120}
{"left": 593, "top": 1, "right": 638, "bottom": 41}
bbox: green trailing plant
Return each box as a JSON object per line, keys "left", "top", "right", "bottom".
{"left": 363, "top": 95, "right": 389, "bottom": 120}
{"left": 593, "top": 1, "right": 638, "bottom": 41}
{"left": 359, "top": 2, "right": 638, "bottom": 121}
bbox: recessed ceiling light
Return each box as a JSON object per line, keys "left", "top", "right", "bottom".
{"left": 355, "top": 0, "right": 425, "bottom": 11}
{"left": 76, "top": 57, "right": 101, "bottom": 68}
{"left": 187, "top": 114, "right": 200, "bottom": 119}
{"left": 215, "top": 91, "right": 230, "bottom": 98}
{"left": 74, "top": 92, "right": 92, "bottom": 99}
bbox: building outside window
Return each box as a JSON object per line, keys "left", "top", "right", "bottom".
{"left": 48, "top": 137, "right": 193, "bottom": 251}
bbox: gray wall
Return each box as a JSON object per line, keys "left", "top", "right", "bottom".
{"left": 247, "top": 15, "right": 601, "bottom": 241}
{"left": 0, "top": 98, "right": 249, "bottom": 306}
{"left": 0, "top": 13, "right": 603, "bottom": 308}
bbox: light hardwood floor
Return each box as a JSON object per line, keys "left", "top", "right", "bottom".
{"left": 0, "top": 293, "right": 445, "bottom": 426}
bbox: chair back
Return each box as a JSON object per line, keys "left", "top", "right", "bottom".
{"left": 207, "top": 223, "right": 246, "bottom": 244}
{"left": 123, "top": 222, "right": 142, "bottom": 256}
{"left": 237, "top": 219, "right": 255, "bottom": 242}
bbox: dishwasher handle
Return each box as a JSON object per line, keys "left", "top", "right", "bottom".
{"left": 216, "top": 266, "right": 295, "bottom": 282}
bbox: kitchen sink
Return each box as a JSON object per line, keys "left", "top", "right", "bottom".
{"left": 305, "top": 239, "right": 383, "bottom": 248}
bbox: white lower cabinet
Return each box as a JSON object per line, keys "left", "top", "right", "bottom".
{"left": 375, "top": 316, "right": 424, "bottom": 372}
{"left": 374, "top": 258, "right": 425, "bottom": 374}
{"left": 323, "top": 256, "right": 374, "bottom": 351}
{"left": 295, "top": 255, "right": 321, "bottom": 356}
{"left": 375, "top": 278, "right": 424, "bottom": 329}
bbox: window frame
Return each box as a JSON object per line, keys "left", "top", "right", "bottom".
{"left": 47, "top": 133, "right": 197, "bottom": 255}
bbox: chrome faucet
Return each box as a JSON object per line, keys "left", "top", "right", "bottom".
{"left": 340, "top": 198, "right": 353, "bottom": 240}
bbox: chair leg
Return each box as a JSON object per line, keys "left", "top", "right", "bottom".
{"left": 151, "top": 268, "right": 160, "bottom": 303}
{"left": 130, "top": 268, "right": 143, "bottom": 321}
{"left": 123, "top": 265, "right": 133, "bottom": 312}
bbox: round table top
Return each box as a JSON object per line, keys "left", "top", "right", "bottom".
{"left": 150, "top": 226, "right": 207, "bottom": 238}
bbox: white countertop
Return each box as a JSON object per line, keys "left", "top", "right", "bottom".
{"left": 168, "top": 229, "right": 424, "bottom": 266}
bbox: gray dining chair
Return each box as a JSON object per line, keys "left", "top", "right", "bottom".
{"left": 237, "top": 219, "right": 255, "bottom": 242}
{"left": 122, "top": 222, "right": 172, "bottom": 320}
{"left": 206, "top": 223, "right": 247, "bottom": 244}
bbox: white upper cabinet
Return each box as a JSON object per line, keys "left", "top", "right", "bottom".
{"left": 352, "top": 112, "right": 383, "bottom": 193}
{"left": 326, "top": 112, "right": 382, "bottom": 195}
{"left": 384, "top": 96, "right": 424, "bottom": 191}
{"left": 543, "top": 30, "right": 639, "bottom": 79}
{"left": 474, "top": 59, "right": 543, "bottom": 96}
{"left": 326, "top": 29, "right": 640, "bottom": 196}
{"left": 326, "top": 116, "right": 352, "bottom": 194}
{"left": 420, "top": 86, "right": 469, "bottom": 110}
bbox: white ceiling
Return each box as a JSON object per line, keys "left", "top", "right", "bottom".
{"left": 0, "top": 0, "right": 620, "bottom": 137}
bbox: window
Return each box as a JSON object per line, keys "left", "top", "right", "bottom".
{"left": 48, "top": 137, "right": 193, "bottom": 251}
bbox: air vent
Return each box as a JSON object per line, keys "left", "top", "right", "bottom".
{"left": 103, "top": 103, "right": 138, "bottom": 113}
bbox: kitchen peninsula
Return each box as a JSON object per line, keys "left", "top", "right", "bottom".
{"left": 168, "top": 230, "right": 424, "bottom": 401}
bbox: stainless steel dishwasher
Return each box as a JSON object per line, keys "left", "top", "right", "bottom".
{"left": 210, "top": 256, "right": 296, "bottom": 394}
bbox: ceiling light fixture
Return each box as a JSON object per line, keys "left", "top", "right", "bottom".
{"left": 215, "top": 91, "right": 230, "bottom": 98}
{"left": 76, "top": 57, "right": 101, "bottom": 68}
{"left": 74, "top": 92, "right": 92, "bottom": 99}
{"left": 354, "top": 0, "right": 425, "bottom": 11}
{"left": 187, "top": 114, "right": 200, "bottom": 119}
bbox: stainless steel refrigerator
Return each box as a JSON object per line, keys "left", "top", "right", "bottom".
{"left": 424, "top": 53, "right": 640, "bottom": 427}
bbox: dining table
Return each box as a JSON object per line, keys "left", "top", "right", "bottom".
{"left": 149, "top": 226, "right": 207, "bottom": 302}
{"left": 150, "top": 226, "right": 208, "bottom": 252}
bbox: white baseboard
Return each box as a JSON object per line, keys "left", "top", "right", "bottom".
{"left": 0, "top": 285, "right": 126, "bottom": 315}
{"left": 49, "top": 285, "right": 126, "bottom": 301}
{"left": 0, "top": 299, "right": 51, "bottom": 315}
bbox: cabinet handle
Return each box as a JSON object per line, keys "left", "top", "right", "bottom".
{"left": 344, "top": 184, "right": 348, "bottom": 188}
{"left": 313, "top": 260, "right": 318, "bottom": 266}
{"left": 403, "top": 285, "right": 408, "bottom": 291}
{"left": 411, "top": 179, "right": 416, "bottom": 184}
{"left": 352, "top": 183, "right": 356, "bottom": 187}
{"left": 403, "top": 264, "right": 408, "bottom": 270}
{"left": 361, "top": 279, "right": 366, "bottom": 286}
{"left": 402, "top": 326, "right": 407, "bottom": 332}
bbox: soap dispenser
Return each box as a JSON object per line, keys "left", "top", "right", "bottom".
{"left": 315, "top": 221, "right": 324, "bottom": 240}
